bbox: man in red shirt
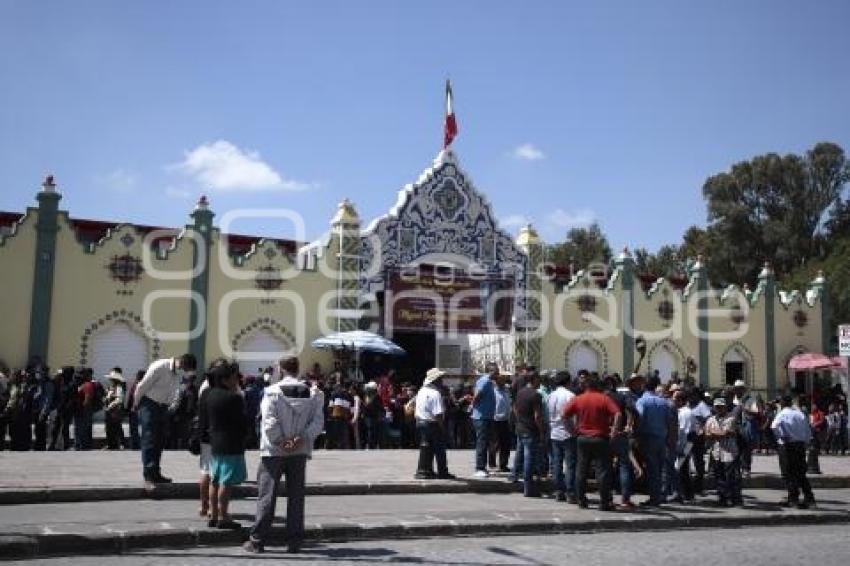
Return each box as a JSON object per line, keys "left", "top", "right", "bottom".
{"left": 563, "top": 374, "right": 622, "bottom": 511}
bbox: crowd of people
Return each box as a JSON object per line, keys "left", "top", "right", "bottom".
{"left": 431, "top": 363, "right": 847, "bottom": 510}
{"left": 2, "top": 353, "right": 849, "bottom": 553}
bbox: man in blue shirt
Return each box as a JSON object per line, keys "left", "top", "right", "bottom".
{"left": 771, "top": 396, "right": 816, "bottom": 508}
{"left": 635, "top": 375, "right": 676, "bottom": 506}
{"left": 471, "top": 362, "right": 498, "bottom": 477}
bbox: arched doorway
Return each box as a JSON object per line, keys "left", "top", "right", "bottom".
{"left": 236, "top": 328, "right": 291, "bottom": 375}
{"left": 89, "top": 321, "right": 149, "bottom": 381}
{"left": 650, "top": 347, "right": 678, "bottom": 383}
{"left": 567, "top": 343, "right": 600, "bottom": 376}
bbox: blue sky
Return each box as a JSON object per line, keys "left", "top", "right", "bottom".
{"left": 1, "top": 1, "right": 848, "bottom": 251}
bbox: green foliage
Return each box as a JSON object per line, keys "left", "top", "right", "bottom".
{"left": 701, "top": 142, "right": 848, "bottom": 286}
{"left": 547, "top": 223, "right": 612, "bottom": 271}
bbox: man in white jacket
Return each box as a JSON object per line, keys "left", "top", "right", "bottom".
{"left": 243, "top": 356, "right": 323, "bottom": 554}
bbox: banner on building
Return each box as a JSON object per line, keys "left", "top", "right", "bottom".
{"left": 386, "top": 267, "right": 514, "bottom": 333}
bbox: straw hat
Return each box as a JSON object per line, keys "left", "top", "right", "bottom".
{"left": 424, "top": 368, "right": 445, "bottom": 385}
{"left": 105, "top": 370, "right": 125, "bottom": 383}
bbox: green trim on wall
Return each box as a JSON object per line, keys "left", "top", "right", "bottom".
{"left": 28, "top": 192, "right": 61, "bottom": 364}
{"left": 763, "top": 279, "right": 777, "bottom": 397}
{"left": 819, "top": 282, "right": 830, "bottom": 355}
{"left": 619, "top": 259, "right": 635, "bottom": 376}
{"left": 189, "top": 209, "right": 214, "bottom": 369}
{"left": 697, "top": 274, "right": 710, "bottom": 388}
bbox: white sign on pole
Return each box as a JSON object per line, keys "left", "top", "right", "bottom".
{"left": 839, "top": 324, "right": 850, "bottom": 357}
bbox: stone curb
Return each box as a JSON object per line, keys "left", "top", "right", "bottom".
{"left": 1, "top": 508, "right": 848, "bottom": 560}
{"left": 2, "top": 474, "right": 848, "bottom": 505}
{"left": 0, "top": 479, "right": 516, "bottom": 506}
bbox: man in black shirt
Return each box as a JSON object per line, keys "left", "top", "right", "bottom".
{"left": 513, "top": 372, "right": 544, "bottom": 497}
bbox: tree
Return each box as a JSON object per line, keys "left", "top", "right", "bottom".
{"left": 547, "top": 223, "right": 612, "bottom": 272}
{"left": 634, "top": 245, "right": 686, "bottom": 278}
{"left": 701, "top": 142, "right": 848, "bottom": 286}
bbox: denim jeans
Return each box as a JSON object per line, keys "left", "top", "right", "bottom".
{"left": 73, "top": 411, "right": 93, "bottom": 451}
{"left": 472, "top": 419, "right": 492, "bottom": 471}
{"left": 639, "top": 435, "right": 667, "bottom": 504}
{"left": 714, "top": 459, "right": 742, "bottom": 503}
{"left": 741, "top": 419, "right": 759, "bottom": 472}
{"left": 551, "top": 437, "right": 577, "bottom": 498}
{"left": 515, "top": 432, "right": 541, "bottom": 496}
{"left": 416, "top": 420, "right": 449, "bottom": 475}
{"left": 610, "top": 435, "right": 633, "bottom": 502}
{"left": 576, "top": 436, "right": 613, "bottom": 505}
{"left": 128, "top": 410, "right": 141, "bottom": 450}
{"left": 138, "top": 397, "right": 168, "bottom": 479}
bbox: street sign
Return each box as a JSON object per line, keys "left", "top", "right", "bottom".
{"left": 839, "top": 324, "right": 850, "bottom": 357}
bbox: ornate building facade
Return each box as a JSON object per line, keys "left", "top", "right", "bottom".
{"left": 0, "top": 150, "right": 830, "bottom": 395}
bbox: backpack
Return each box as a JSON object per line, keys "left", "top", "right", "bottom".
{"left": 90, "top": 381, "right": 106, "bottom": 413}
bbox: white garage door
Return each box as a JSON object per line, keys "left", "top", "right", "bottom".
{"left": 650, "top": 347, "right": 678, "bottom": 384}
{"left": 237, "top": 328, "right": 291, "bottom": 374}
{"left": 90, "top": 322, "right": 149, "bottom": 383}
{"left": 568, "top": 344, "right": 599, "bottom": 376}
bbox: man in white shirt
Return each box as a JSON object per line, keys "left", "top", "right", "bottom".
{"left": 547, "top": 371, "right": 576, "bottom": 502}
{"left": 133, "top": 353, "right": 196, "bottom": 484}
{"left": 771, "top": 395, "right": 816, "bottom": 508}
{"left": 673, "top": 391, "right": 697, "bottom": 502}
{"left": 414, "top": 368, "right": 455, "bottom": 480}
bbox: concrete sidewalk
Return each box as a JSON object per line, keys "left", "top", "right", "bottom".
{"left": 1, "top": 490, "right": 849, "bottom": 560}
{"left": 2, "top": 450, "right": 850, "bottom": 504}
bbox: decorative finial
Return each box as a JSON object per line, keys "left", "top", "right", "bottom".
{"left": 331, "top": 198, "right": 360, "bottom": 225}
{"left": 516, "top": 224, "right": 541, "bottom": 246}
{"left": 42, "top": 175, "right": 56, "bottom": 193}
{"left": 813, "top": 270, "right": 826, "bottom": 285}
{"left": 195, "top": 194, "right": 210, "bottom": 211}
{"left": 758, "top": 260, "right": 774, "bottom": 279}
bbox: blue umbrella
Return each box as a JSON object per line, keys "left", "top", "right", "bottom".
{"left": 311, "top": 330, "right": 406, "bottom": 356}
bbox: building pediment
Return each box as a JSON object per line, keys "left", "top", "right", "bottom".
{"left": 360, "top": 149, "right": 525, "bottom": 288}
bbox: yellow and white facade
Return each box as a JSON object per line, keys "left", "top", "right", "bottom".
{"left": 0, "top": 151, "right": 830, "bottom": 396}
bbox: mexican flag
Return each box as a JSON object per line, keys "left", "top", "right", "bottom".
{"left": 443, "top": 80, "right": 458, "bottom": 148}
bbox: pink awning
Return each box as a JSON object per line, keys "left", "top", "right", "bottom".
{"left": 787, "top": 352, "right": 840, "bottom": 371}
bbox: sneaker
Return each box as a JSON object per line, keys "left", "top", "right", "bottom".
{"left": 436, "top": 472, "right": 457, "bottom": 480}
{"left": 618, "top": 501, "right": 637, "bottom": 511}
{"left": 414, "top": 471, "right": 436, "bottom": 480}
{"left": 554, "top": 491, "right": 567, "bottom": 502}
{"left": 473, "top": 470, "right": 489, "bottom": 478}
{"left": 567, "top": 495, "right": 578, "bottom": 505}
{"left": 242, "top": 540, "right": 263, "bottom": 554}
{"left": 207, "top": 518, "right": 218, "bottom": 528}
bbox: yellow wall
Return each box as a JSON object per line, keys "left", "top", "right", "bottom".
{"left": 0, "top": 210, "right": 37, "bottom": 369}
{"left": 204, "top": 229, "right": 336, "bottom": 372}
{"left": 539, "top": 271, "right": 624, "bottom": 375}
{"left": 773, "top": 290, "right": 824, "bottom": 391}
{"left": 47, "top": 214, "right": 194, "bottom": 369}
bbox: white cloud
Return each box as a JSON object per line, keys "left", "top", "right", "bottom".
{"left": 511, "top": 143, "right": 546, "bottom": 161}
{"left": 500, "top": 214, "right": 531, "bottom": 229}
{"left": 174, "top": 140, "right": 312, "bottom": 192}
{"left": 545, "top": 208, "right": 596, "bottom": 230}
{"left": 97, "top": 169, "right": 137, "bottom": 192}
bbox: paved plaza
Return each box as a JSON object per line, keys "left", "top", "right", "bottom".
{"left": 1, "top": 450, "right": 849, "bottom": 559}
